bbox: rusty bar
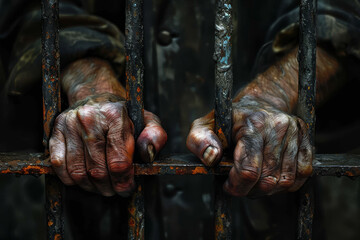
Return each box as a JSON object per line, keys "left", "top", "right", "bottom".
{"left": 45, "top": 175, "right": 64, "bottom": 240}
{"left": 214, "top": 0, "right": 233, "bottom": 149}
{"left": 297, "top": 0, "right": 317, "bottom": 239}
{"left": 41, "top": 0, "right": 61, "bottom": 148}
{"left": 214, "top": 177, "right": 232, "bottom": 240}
{"left": 125, "top": 0, "right": 145, "bottom": 239}
{"left": 3, "top": 153, "right": 360, "bottom": 176}
{"left": 125, "top": 0, "right": 145, "bottom": 139}
{"left": 128, "top": 178, "right": 145, "bottom": 240}
{"left": 41, "top": 0, "right": 64, "bottom": 239}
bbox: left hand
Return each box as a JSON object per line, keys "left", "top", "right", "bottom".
{"left": 186, "top": 96, "right": 313, "bottom": 197}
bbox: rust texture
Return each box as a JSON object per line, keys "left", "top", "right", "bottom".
{"left": 125, "top": 0, "right": 145, "bottom": 139}
{"left": 45, "top": 175, "right": 64, "bottom": 240}
{"left": 41, "top": 0, "right": 61, "bottom": 148}
{"left": 214, "top": 0, "right": 233, "bottom": 149}
{"left": 297, "top": 0, "right": 317, "bottom": 239}
{"left": 2, "top": 153, "right": 360, "bottom": 177}
{"left": 214, "top": 176, "right": 232, "bottom": 240}
{"left": 128, "top": 178, "right": 145, "bottom": 240}
{"left": 41, "top": 0, "right": 64, "bottom": 239}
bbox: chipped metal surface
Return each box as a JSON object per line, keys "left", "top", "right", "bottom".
{"left": 2, "top": 153, "right": 360, "bottom": 177}
{"left": 297, "top": 0, "right": 317, "bottom": 239}
{"left": 125, "top": 0, "right": 145, "bottom": 139}
{"left": 214, "top": 0, "right": 233, "bottom": 148}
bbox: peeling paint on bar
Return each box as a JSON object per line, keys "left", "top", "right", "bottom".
{"left": 2, "top": 153, "right": 360, "bottom": 177}
{"left": 125, "top": 0, "right": 145, "bottom": 139}
{"left": 125, "top": 1, "right": 145, "bottom": 239}
{"left": 297, "top": 0, "right": 317, "bottom": 239}
{"left": 41, "top": 0, "right": 64, "bottom": 239}
{"left": 214, "top": 0, "right": 233, "bottom": 149}
{"left": 128, "top": 178, "right": 145, "bottom": 240}
{"left": 214, "top": 177, "right": 232, "bottom": 240}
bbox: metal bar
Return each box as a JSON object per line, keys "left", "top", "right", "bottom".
{"left": 41, "top": 0, "right": 61, "bottom": 148}
{"left": 214, "top": 0, "right": 234, "bottom": 237}
{"left": 125, "top": 0, "right": 145, "bottom": 139}
{"left": 41, "top": 0, "right": 64, "bottom": 239}
{"left": 214, "top": 0, "right": 233, "bottom": 149}
{"left": 128, "top": 178, "right": 145, "bottom": 240}
{"left": 45, "top": 175, "right": 64, "bottom": 240}
{"left": 297, "top": 0, "right": 317, "bottom": 239}
{"left": 125, "top": 1, "right": 145, "bottom": 239}
{"left": 214, "top": 177, "right": 232, "bottom": 240}
{"left": 3, "top": 153, "right": 360, "bottom": 176}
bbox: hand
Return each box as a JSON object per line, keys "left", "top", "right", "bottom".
{"left": 49, "top": 93, "right": 167, "bottom": 196}
{"left": 187, "top": 96, "right": 313, "bottom": 197}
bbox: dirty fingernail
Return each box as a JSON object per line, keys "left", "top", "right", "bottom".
{"left": 148, "top": 144, "right": 156, "bottom": 162}
{"left": 203, "top": 146, "right": 219, "bottom": 167}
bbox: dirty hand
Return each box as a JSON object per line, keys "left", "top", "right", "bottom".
{"left": 49, "top": 58, "right": 167, "bottom": 196}
{"left": 185, "top": 47, "right": 330, "bottom": 197}
{"left": 187, "top": 96, "right": 312, "bottom": 197}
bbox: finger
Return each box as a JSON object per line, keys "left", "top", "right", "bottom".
{"left": 186, "top": 111, "right": 223, "bottom": 167}
{"left": 273, "top": 118, "right": 299, "bottom": 193}
{"left": 289, "top": 119, "right": 313, "bottom": 192}
{"left": 64, "top": 110, "right": 96, "bottom": 193}
{"left": 49, "top": 115, "right": 75, "bottom": 186}
{"left": 252, "top": 114, "right": 289, "bottom": 195}
{"left": 105, "top": 103, "right": 135, "bottom": 196}
{"left": 224, "top": 128, "right": 263, "bottom": 197}
{"left": 137, "top": 110, "right": 167, "bottom": 162}
{"left": 77, "top": 105, "right": 115, "bottom": 196}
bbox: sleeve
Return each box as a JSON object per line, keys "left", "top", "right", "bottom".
{"left": 3, "top": 0, "right": 125, "bottom": 95}
{"left": 252, "top": 0, "right": 360, "bottom": 75}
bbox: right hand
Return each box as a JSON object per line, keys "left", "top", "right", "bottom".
{"left": 49, "top": 93, "right": 167, "bottom": 196}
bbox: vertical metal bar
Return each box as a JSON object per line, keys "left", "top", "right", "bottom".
{"left": 128, "top": 178, "right": 145, "bottom": 240}
{"left": 41, "top": 0, "right": 64, "bottom": 239}
{"left": 297, "top": 0, "right": 317, "bottom": 239}
{"left": 126, "top": 1, "right": 145, "bottom": 239}
{"left": 126, "top": 0, "right": 145, "bottom": 139}
{"left": 214, "top": 177, "right": 232, "bottom": 240}
{"left": 214, "top": 0, "right": 233, "bottom": 239}
{"left": 214, "top": 0, "right": 233, "bottom": 149}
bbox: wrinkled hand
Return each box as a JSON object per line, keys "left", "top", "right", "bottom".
{"left": 49, "top": 93, "right": 167, "bottom": 196}
{"left": 187, "top": 96, "right": 313, "bottom": 197}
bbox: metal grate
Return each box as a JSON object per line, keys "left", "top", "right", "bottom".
{"left": 1, "top": 0, "right": 360, "bottom": 239}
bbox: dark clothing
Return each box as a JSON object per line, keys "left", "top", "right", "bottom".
{"left": 1, "top": 0, "right": 360, "bottom": 239}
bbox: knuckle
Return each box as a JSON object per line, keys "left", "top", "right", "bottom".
{"left": 88, "top": 168, "right": 108, "bottom": 181}
{"left": 50, "top": 158, "right": 63, "bottom": 168}
{"left": 68, "top": 169, "right": 88, "bottom": 182}
{"left": 108, "top": 161, "right": 132, "bottom": 175}
{"left": 238, "top": 168, "right": 260, "bottom": 182}
{"left": 257, "top": 176, "right": 278, "bottom": 192}
{"left": 278, "top": 173, "right": 295, "bottom": 188}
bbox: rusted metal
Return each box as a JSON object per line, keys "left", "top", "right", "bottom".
{"left": 297, "top": 0, "right": 317, "bottom": 239}
{"left": 2, "top": 153, "right": 360, "bottom": 177}
{"left": 214, "top": 0, "right": 233, "bottom": 148}
{"left": 45, "top": 175, "right": 64, "bottom": 240}
{"left": 125, "top": 0, "right": 145, "bottom": 139}
{"left": 128, "top": 178, "right": 145, "bottom": 240}
{"left": 41, "top": 0, "right": 61, "bottom": 148}
{"left": 214, "top": 176, "right": 232, "bottom": 240}
{"left": 41, "top": 0, "right": 63, "bottom": 239}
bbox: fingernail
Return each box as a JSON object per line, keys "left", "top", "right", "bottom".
{"left": 147, "top": 144, "right": 156, "bottom": 162}
{"left": 203, "top": 146, "right": 219, "bottom": 167}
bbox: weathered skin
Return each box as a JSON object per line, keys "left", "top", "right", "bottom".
{"left": 49, "top": 58, "right": 167, "bottom": 196}
{"left": 187, "top": 46, "right": 340, "bottom": 196}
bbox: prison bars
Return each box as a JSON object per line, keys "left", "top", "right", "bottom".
{"left": 0, "top": 0, "right": 358, "bottom": 239}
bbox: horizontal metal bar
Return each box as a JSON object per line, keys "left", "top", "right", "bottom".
{"left": 1, "top": 153, "right": 360, "bottom": 177}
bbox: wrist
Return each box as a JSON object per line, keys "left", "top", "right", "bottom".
{"left": 61, "top": 58, "right": 126, "bottom": 106}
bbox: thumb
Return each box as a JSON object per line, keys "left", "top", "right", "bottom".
{"left": 137, "top": 110, "right": 167, "bottom": 162}
{"left": 186, "top": 111, "right": 223, "bottom": 167}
